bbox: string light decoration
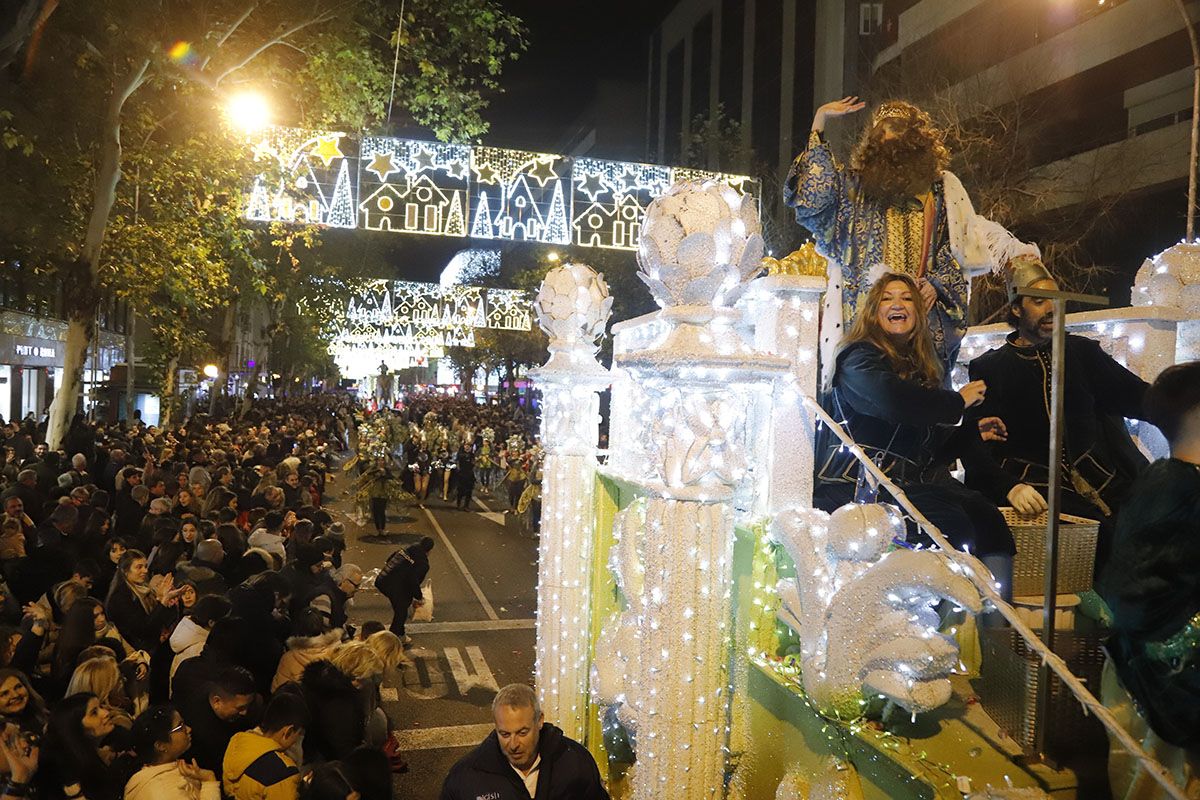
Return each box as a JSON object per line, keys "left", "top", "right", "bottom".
{"left": 358, "top": 137, "right": 472, "bottom": 236}
{"left": 244, "top": 127, "right": 754, "bottom": 249}
{"left": 586, "top": 182, "right": 789, "bottom": 800}
{"left": 245, "top": 126, "right": 357, "bottom": 228}
{"left": 530, "top": 263, "right": 613, "bottom": 742}
{"left": 470, "top": 146, "right": 572, "bottom": 244}
{"left": 329, "top": 279, "right": 532, "bottom": 378}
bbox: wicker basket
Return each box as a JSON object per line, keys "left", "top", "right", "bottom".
{"left": 976, "top": 628, "right": 1108, "bottom": 759}
{"left": 1002, "top": 508, "right": 1100, "bottom": 597}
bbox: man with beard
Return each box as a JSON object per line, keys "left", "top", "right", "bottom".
{"left": 785, "top": 97, "right": 1043, "bottom": 380}
{"left": 964, "top": 261, "right": 1151, "bottom": 567}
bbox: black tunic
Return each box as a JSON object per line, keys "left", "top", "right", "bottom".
{"left": 966, "top": 333, "right": 1149, "bottom": 517}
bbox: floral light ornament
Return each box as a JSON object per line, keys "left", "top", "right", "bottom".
{"left": 771, "top": 504, "right": 982, "bottom": 716}
{"left": 638, "top": 180, "right": 764, "bottom": 309}
{"left": 534, "top": 262, "right": 614, "bottom": 374}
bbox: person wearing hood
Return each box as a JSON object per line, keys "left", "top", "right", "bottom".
{"left": 125, "top": 704, "right": 220, "bottom": 800}
{"left": 223, "top": 692, "right": 307, "bottom": 800}
{"left": 439, "top": 683, "right": 608, "bottom": 800}
{"left": 169, "top": 595, "right": 232, "bottom": 691}
{"left": 271, "top": 609, "right": 341, "bottom": 692}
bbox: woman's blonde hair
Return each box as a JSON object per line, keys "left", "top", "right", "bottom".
{"left": 65, "top": 656, "right": 121, "bottom": 704}
{"left": 329, "top": 641, "right": 385, "bottom": 681}
{"left": 842, "top": 272, "right": 943, "bottom": 387}
{"left": 364, "top": 631, "right": 407, "bottom": 671}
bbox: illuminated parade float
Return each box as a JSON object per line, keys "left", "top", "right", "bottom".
{"left": 244, "top": 126, "right": 1200, "bottom": 800}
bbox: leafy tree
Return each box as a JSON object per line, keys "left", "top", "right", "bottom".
{"left": 0, "top": 0, "right": 524, "bottom": 446}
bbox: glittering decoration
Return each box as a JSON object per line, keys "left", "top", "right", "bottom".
{"left": 588, "top": 183, "right": 788, "bottom": 800}
{"left": 470, "top": 146, "right": 572, "bottom": 244}
{"left": 244, "top": 127, "right": 358, "bottom": 228}
{"left": 762, "top": 242, "right": 828, "bottom": 277}
{"left": 775, "top": 758, "right": 864, "bottom": 800}
{"left": 529, "top": 267, "right": 611, "bottom": 742}
{"left": 244, "top": 127, "right": 755, "bottom": 249}
{"left": 637, "top": 181, "right": 764, "bottom": 309}
{"left": 1132, "top": 241, "right": 1200, "bottom": 314}
{"left": 770, "top": 504, "right": 982, "bottom": 716}
{"left": 330, "top": 279, "right": 531, "bottom": 377}
{"left": 534, "top": 264, "right": 613, "bottom": 374}
{"left": 358, "top": 137, "right": 472, "bottom": 237}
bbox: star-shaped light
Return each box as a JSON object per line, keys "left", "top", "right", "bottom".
{"left": 446, "top": 160, "right": 469, "bottom": 179}
{"left": 314, "top": 135, "right": 344, "bottom": 167}
{"left": 367, "top": 152, "right": 398, "bottom": 181}
{"left": 413, "top": 147, "right": 437, "bottom": 172}
{"left": 527, "top": 157, "right": 559, "bottom": 187}
{"left": 617, "top": 167, "right": 642, "bottom": 190}
{"left": 473, "top": 163, "right": 498, "bottom": 184}
{"left": 576, "top": 172, "right": 608, "bottom": 202}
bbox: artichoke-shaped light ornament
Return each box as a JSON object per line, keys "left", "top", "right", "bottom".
{"left": 533, "top": 262, "right": 613, "bottom": 374}
{"left": 637, "top": 181, "right": 764, "bottom": 310}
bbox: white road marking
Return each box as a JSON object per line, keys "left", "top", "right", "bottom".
{"left": 444, "top": 646, "right": 500, "bottom": 694}
{"left": 466, "top": 646, "right": 499, "bottom": 692}
{"left": 408, "top": 618, "right": 535, "bottom": 634}
{"left": 474, "top": 497, "right": 495, "bottom": 513}
{"left": 392, "top": 723, "right": 494, "bottom": 751}
{"left": 421, "top": 506, "right": 499, "bottom": 620}
{"left": 400, "top": 652, "right": 449, "bottom": 700}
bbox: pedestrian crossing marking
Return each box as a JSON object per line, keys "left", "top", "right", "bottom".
{"left": 444, "top": 646, "right": 500, "bottom": 694}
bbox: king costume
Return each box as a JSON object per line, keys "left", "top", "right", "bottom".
{"left": 783, "top": 127, "right": 1040, "bottom": 381}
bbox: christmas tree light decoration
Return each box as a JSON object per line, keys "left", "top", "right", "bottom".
{"left": 328, "top": 279, "right": 532, "bottom": 378}
{"left": 468, "top": 146, "right": 572, "bottom": 243}
{"left": 243, "top": 127, "right": 357, "bottom": 227}
{"left": 530, "top": 263, "right": 613, "bottom": 742}
{"left": 243, "top": 127, "right": 756, "bottom": 248}
{"left": 358, "top": 137, "right": 471, "bottom": 237}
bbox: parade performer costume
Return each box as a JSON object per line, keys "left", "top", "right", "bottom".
{"left": 784, "top": 98, "right": 1042, "bottom": 382}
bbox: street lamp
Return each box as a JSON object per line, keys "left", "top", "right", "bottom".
{"left": 202, "top": 364, "right": 219, "bottom": 379}
{"left": 1171, "top": 0, "right": 1200, "bottom": 241}
{"left": 226, "top": 91, "right": 271, "bottom": 133}
{"left": 546, "top": 251, "right": 560, "bottom": 262}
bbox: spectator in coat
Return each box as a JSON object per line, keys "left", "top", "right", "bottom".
{"left": 104, "top": 549, "right": 178, "bottom": 653}
{"left": 374, "top": 537, "right": 434, "bottom": 645}
{"left": 180, "top": 665, "right": 258, "bottom": 777}
{"left": 126, "top": 704, "right": 221, "bottom": 800}
{"left": 222, "top": 691, "right": 307, "bottom": 800}
{"left": 439, "top": 683, "right": 609, "bottom": 800}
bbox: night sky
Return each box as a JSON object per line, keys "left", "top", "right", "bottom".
{"left": 344, "top": 0, "right": 676, "bottom": 283}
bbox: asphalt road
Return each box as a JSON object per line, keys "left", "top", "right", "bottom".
{"left": 327, "top": 472, "right": 538, "bottom": 798}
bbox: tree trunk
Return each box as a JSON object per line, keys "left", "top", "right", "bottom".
{"left": 160, "top": 353, "right": 179, "bottom": 429}
{"left": 211, "top": 300, "right": 236, "bottom": 416}
{"left": 45, "top": 59, "right": 149, "bottom": 449}
{"left": 239, "top": 362, "right": 260, "bottom": 418}
{"left": 124, "top": 310, "right": 136, "bottom": 422}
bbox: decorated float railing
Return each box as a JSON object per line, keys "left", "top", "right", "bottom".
{"left": 528, "top": 182, "right": 1200, "bottom": 800}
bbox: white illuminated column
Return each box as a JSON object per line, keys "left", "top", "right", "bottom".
{"left": 743, "top": 273, "right": 827, "bottom": 511}
{"left": 530, "top": 263, "right": 613, "bottom": 741}
{"left": 604, "top": 182, "right": 787, "bottom": 799}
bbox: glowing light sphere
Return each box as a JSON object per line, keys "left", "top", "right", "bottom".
{"left": 167, "top": 40, "right": 198, "bottom": 66}
{"left": 226, "top": 91, "right": 271, "bottom": 133}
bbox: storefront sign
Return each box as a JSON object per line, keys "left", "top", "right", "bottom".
{"left": 14, "top": 344, "right": 55, "bottom": 358}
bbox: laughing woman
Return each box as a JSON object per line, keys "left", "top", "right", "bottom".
{"left": 814, "top": 273, "right": 1017, "bottom": 597}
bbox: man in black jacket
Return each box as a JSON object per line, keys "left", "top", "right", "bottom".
{"left": 375, "top": 536, "right": 434, "bottom": 645}
{"left": 965, "top": 262, "right": 1150, "bottom": 566}
{"left": 440, "top": 683, "right": 608, "bottom": 800}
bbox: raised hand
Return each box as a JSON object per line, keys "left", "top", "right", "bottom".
{"left": 813, "top": 96, "right": 867, "bottom": 132}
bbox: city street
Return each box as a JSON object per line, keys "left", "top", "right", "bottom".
{"left": 331, "top": 475, "right": 539, "bottom": 796}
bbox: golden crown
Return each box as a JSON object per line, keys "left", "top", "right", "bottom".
{"left": 761, "top": 242, "right": 828, "bottom": 278}
{"left": 872, "top": 103, "right": 910, "bottom": 126}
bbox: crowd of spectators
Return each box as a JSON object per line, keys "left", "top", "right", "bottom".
{"left": 0, "top": 396, "right": 406, "bottom": 800}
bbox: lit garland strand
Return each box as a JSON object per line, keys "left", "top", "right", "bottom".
{"left": 530, "top": 264, "right": 613, "bottom": 742}
{"left": 794, "top": 384, "right": 1191, "bottom": 800}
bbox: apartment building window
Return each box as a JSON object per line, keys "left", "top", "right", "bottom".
{"left": 859, "top": 3, "right": 883, "bottom": 35}
{"left": 752, "top": 0, "right": 782, "bottom": 169}
{"left": 691, "top": 12, "right": 714, "bottom": 129}
{"left": 664, "top": 43, "right": 685, "bottom": 163}
{"left": 719, "top": 0, "right": 744, "bottom": 122}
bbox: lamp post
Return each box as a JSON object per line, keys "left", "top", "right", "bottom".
{"left": 1172, "top": 0, "right": 1200, "bottom": 240}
